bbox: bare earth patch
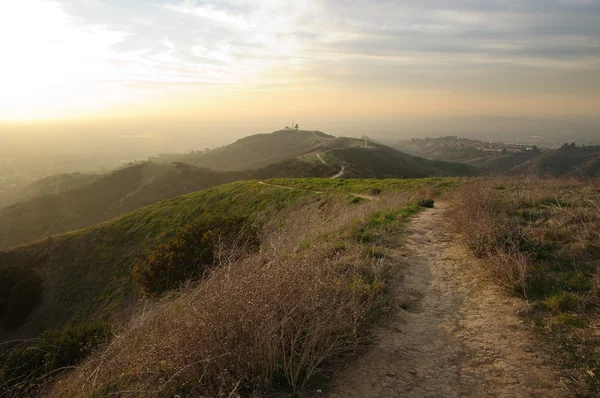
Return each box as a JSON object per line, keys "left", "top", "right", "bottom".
{"left": 326, "top": 203, "right": 572, "bottom": 398}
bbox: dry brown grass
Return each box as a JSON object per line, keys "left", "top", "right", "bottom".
{"left": 447, "top": 175, "right": 600, "bottom": 394}
{"left": 48, "top": 193, "right": 414, "bottom": 397}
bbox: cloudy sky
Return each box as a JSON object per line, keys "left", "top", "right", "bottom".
{"left": 1, "top": 0, "right": 600, "bottom": 122}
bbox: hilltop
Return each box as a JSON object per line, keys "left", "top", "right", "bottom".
{"left": 0, "top": 130, "right": 474, "bottom": 250}
{"left": 152, "top": 129, "right": 335, "bottom": 170}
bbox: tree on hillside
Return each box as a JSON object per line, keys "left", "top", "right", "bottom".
{"left": 295, "top": 124, "right": 299, "bottom": 130}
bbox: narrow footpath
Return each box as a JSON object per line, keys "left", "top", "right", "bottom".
{"left": 326, "top": 203, "right": 571, "bottom": 398}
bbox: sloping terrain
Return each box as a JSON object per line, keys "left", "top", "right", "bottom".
{"left": 509, "top": 145, "right": 600, "bottom": 177}
{"left": 0, "top": 178, "right": 458, "bottom": 340}
{"left": 0, "top": 160, "right": 336, "bottom": 250}
{"left": 0, "top": 181, "right": 313, "bottom": 338}
{"left": 327, "top": 204, "right": 568, "bottom": 397}
{"left": 0, "top": 172, "right": 98, "bottom": 210}
{"left": 464, "top": 152, "right": 540, "bottom": 174}
{"left": 2, "top": 177, "right": 591, "bottom": 397}
{"left": 152, "top": 129, "right": 335, "bottom": 171}
{"left": 0, "top": 130, "right": 476, "bottom": 250}
{"left": 328, "top": 144, "right": 479, "bottom": 178}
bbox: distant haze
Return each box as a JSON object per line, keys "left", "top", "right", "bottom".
{"left": 1, "top": 0, "right": 599, "bottom": 166}
{"left": 1, "top": 1, "right": 600, "bottom": 122}
{"left": 1, "top": 116, "right": 599, "bottom": 161}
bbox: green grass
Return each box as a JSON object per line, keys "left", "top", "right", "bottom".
{"left": 1, "top": 178, "right": 457, "bottom": 339}
{"left": 451, "top": 177, "right": 600, "bottom": 395}
{"left": 354, "top": 205, "right": 421, "bottom": 244}
{"left": 0, "top": 181, "right": 314, "bottom": 337}
{"left": 263, "top": 177, "right": 462, "bottom": 194}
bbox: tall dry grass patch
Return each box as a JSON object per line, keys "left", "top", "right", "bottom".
{"left": 447, "top": 176, "right": 600, "bottom": 393}
{"left": 48, "top": 193, "right": 413, "bottom": 397}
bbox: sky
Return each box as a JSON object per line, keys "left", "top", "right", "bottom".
{"left": 1, "top": 0, "right": 600, "bottom": 128}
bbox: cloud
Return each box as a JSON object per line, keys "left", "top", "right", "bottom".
{"left": 2, "top": 0, "right": 599, "bottom": 120}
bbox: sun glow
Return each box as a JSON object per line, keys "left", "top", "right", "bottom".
{"left": 0, "top": 0, "right": 598, "bottom": 122}
{"left": 0, "top": 1, "right": 132, "bottom": 120}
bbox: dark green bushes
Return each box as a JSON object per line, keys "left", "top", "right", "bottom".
{"left": 0, "top": 265, "right": 43, "bottom": 331}
{"left": 133, "top": 217, "right": 258, "bottom": 295}
{"left": 418, "top": 198, "right": 435, "bottom": 208}
{"left": 0, "top": 322, "right": 111, "bottom": 396}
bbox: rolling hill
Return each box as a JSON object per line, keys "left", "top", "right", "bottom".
{"left": 463, "top": 152, "right": 541, "bottom": 174}
{"left": 0, "top": 178, "right": 456, "bottom": 340}
{"left": 0, "top": 172, "right": 98, "bottom": 210}
{"left": 327, "top": 144, "right": 479, "bottom": 178}
{"left": 152, "top": 129, "right": 336, "bottom": 170}
{"left": 509, "top": 145, "right": 600, "bottom": 177}
{"left": 0, "top": 130, "right": 475, "bottom": 250}
{"left": 0, "top": 160, "right": 339, "bottom": 250}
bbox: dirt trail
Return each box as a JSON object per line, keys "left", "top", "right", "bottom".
{"left": 331, "top": 166, "right": 345, "bottom": 179}
{"left": 326, "top": 203, "right": 571, "bottom": 398}
{"left": 316, "top": 153, "right": 345, "bottom": 179}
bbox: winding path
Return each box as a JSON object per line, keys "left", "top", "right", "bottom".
{"left": 326, "top": 203, "right": 571, "bottom": 398}
{"left": 316, "top": 153, "right": 345, "bottom": 179}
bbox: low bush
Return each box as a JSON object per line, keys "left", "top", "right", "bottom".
{"left": 50, "top": 195, "right": 418, "bottom": 397}
{"left": 551, "top": 313, "right": 586, "bottom": 328}
{"left": 0, "top": 265, "right": 43, "bottom": 331}
{"left": 544, "top": 292, "right": 583, "bottom": 313}
{"left": 133, "top": 217, "right": 258, "bottom": 295}
{"left": 0, "top": 322, "right": 111, "bottom": 396}
{"left": 51, "top": 244, "right": 390, "bottom": 397}
{"left": 418, "top": 198, "right": 435, "bottom": 208}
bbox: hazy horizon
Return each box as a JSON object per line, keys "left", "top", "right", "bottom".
{"left": 1, "top": 0, "right": 600, "bottom": 126}
{"left": 1, "top": 0, "right": 600, "bottom": 180}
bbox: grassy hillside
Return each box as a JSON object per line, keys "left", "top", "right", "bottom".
{"left": 328, "top": 144, "right": 479, "bottom": 178}
{"left": 0, "top": 161, "right": 336, "bottom": 250}
{"left": 264, "top": 177, "right": 461, "bottom": 194}
{"left": 449, "top": 177, "right": 600, "bottom": 394}
{"left": 0, "top": 130, "right": 477, "bottom": 251}
{"left": 0, "top": 172, "right": 98, "bottom": 209}
{"left": 152, "top": 129, "right": 335, "bottom": 171}
{"left": 0, "top": 178, "right": 455, "bottom": 341}
{"left": 0, "top": 163, "right": 237, "bottom": 250}
{"left": 2, "top": 176, "right": 451, "bottom": 397}
{"left": 464, "top": 152, "right": 541, "bottom": 174}
{"left": 0, "top": 181, "right": 311, "bottom": 338}
{"left": 509, "top": 145, "right": 600, "bottom": 177}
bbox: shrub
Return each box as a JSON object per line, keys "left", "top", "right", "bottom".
{"left": 0, "top": 265, "right": 43, "bottom": 331}
{"left": 51, "top": 245, "right": 390, "bottom": 397}
{"left": 544, "top": 292, "right": 583, "bottom": 313}
{"left": 49, "top": 197, "right": 417, "bottom": 397}
{"left": 418, "top": 198, "right": 435, "bottom": 208}
{"left": 0, "top": 322, "right": 111, "bottom": 396}
{"left": 552, "top": 313, "right": 586, "bottom": 328}
{"left": 133, "top": 217, "right": 257, "bottom": 295}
